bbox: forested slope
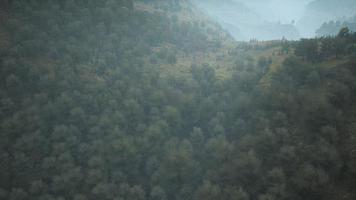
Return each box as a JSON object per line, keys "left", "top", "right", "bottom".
{"left": 1, "top": 1, "right": 356, "bottom": 200}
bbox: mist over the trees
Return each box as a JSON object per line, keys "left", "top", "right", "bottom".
{"left": 193, "top": 0, "right": 356, "bottom": 40}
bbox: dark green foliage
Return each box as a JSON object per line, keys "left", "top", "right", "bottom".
{"left": 295, "top": 38, "right": 320, "bottom": 62}
{"left": 295, "top": 29, "right": 356, "bottom": 62}
{"left": 1, "top": 1, "right": 356, "bottom": 200}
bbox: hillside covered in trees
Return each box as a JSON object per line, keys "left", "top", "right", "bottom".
{"left": 1, "top": 0, "right": 356, "bottom": 200}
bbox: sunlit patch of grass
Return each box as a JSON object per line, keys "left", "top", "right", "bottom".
{"left": 157, "top": 50, "right": 234, "bottom": 81}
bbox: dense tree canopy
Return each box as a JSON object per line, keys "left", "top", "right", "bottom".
{"left": 1, "top": 1, "right": 356, "bottom": 200}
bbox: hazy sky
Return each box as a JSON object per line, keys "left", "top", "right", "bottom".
{"left": 238, "top": 0, "right": 313, "bottom": 23}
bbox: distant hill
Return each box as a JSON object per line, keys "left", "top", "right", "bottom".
{"left": 192, "top": 0, "right": 300, "bottom": 41}
{"left": 307, "top": 0, "right": 356, "bottom": 17}
{"left": 297, "top": 0, "right": 356, "bottom": 37}
{"left": 316, "top": 16, "right": 356, "bottom": 36}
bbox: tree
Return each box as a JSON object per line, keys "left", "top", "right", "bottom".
{"left": 150, "top": 186, "right": 167, "bottom": 200}
{"left": 295, "top": 39, "right": 320, "bottom": 62}
{"left": 338, "top": 27, "right": 350, "bottom": 38}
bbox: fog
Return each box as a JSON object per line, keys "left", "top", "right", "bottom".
{"left": 192, "top": 0, "right": 356, "bottom": 41}
{"left": 243, "top": 0, "right": 312, "bottom": 23}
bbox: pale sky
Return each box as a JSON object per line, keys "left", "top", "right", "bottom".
{"left": 238, "top": 0, "right": 313, "bottom": 23}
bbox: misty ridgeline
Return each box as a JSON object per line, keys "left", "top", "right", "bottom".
{"left": 1, "top": 0, "right": 356, "bottom": 200}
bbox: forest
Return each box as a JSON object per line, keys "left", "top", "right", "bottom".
{"left": 1, "top": 0, "right": 356, "bottom": 200}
